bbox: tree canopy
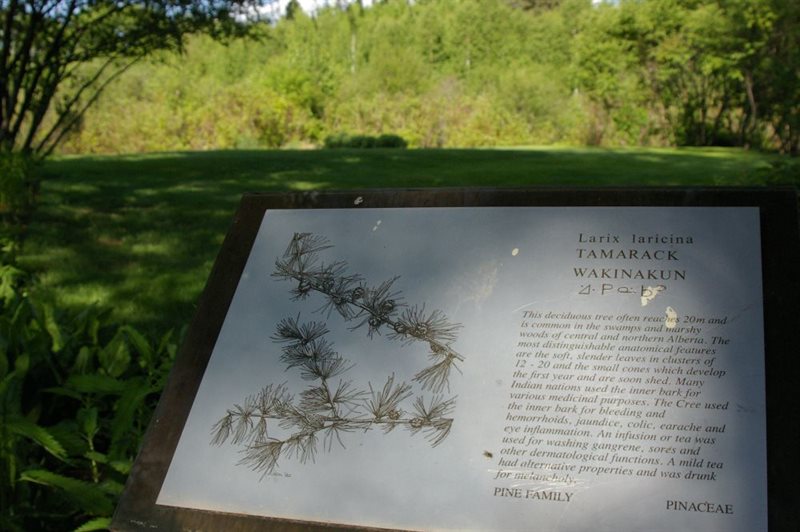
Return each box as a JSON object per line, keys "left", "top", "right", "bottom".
{"left": 0, "top": 0, "right": 267, "bottom": 156}
{"left": 5, "top": 0, "right": 799, "bottom": 155}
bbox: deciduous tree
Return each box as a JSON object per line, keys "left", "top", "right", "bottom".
{"left": 0, "top": 0, "right": 266, "bottom": 156}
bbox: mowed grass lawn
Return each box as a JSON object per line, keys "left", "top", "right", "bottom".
{"left": 19, "top": 147, "right": 793, "bottom": 336}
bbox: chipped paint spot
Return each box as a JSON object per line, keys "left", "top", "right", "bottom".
{"left": 511, "top": 247, "right": 519, "bottom": 256}
{"left": 640, "top": 285, "right": 665, "bottom": 306}
{"left": 665, "top": 306, "right": 678, "bottom": 329}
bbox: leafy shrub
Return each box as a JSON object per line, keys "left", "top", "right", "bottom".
{"left": 323, "top": 132, "right": 407, "bottom": 149}
{"left": 2, "top": 149, "right": 177, "bottom": 531}
{"left": 0, "top": 153, "right": 36, "bottom": 218}
{"left": 0, "top": 276, "right": 177, "bottom": 531}
{"left": 322, "top": 133, "right": 349, "bottom": 148}
{"left": 349, "top": 134, "right": 376, "bottom": 148}
{"left": 375, "top": 134, "right": 408, "bottom": 148}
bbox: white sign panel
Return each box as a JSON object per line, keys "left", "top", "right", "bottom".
{"left": 158, "top": 207, "right": 767, "bottom": 532}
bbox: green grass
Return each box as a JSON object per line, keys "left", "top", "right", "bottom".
{"left": 18, "top": 147, "right": 794, "bottom": 335}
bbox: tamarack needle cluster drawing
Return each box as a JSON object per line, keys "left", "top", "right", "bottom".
{"left": 211, "top": 233, "right": 464, "bottom": 476}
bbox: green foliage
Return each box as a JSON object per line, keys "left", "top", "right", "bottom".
{"left": 0, "top": 265, "right": 176, "bottom": 530}
{"left": 0, "top": 153, "right": 36, "bottom": 218}
{"left": 26, "top": 0, "right": 797, "bottom": 154}
{"left": 0, "top": 0, "right": 275, "bottom": 156}
{"left": 324, "top": 133, "right": 408, "bottom": 148}
{"left": 19, "top": 470, "right": 114, "bottom": 516}
{"left": 375, "top": 134, "right": 409, "bottom": 148}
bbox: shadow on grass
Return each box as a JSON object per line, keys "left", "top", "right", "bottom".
{"left": 21, "top": 147, "right": 786, "bottom": 334}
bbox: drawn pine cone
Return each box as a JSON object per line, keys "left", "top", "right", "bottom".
{"left": 297, "top": 279, "right": 312, "bottom": 295}
{"left": 380, "top": 300, "right": 396, "bottom": 315}
{"left": 351, "top": 287, "right": 365, "bottom": 300}
{"left": 413, "top": 323, "right": 430, "bottom": 337}
{"left": 430, "top": 342, "right": 447, "bottom": 355}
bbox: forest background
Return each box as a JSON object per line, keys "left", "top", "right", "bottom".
{"left": 59, "top": 0, "right": 800, "bottom": 154}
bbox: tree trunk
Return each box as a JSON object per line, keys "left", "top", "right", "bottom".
{"left": 743, "top": 71, "right": 758, "bottom": 148}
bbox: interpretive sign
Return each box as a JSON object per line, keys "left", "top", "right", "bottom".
{"left": 113, "top": 188, "right": 799, "bottom": 531}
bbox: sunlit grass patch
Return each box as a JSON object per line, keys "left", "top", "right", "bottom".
{"left": 20, "top": 147, "right": 793, "bottom": 335}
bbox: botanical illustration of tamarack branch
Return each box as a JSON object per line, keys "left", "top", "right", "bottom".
{"left": 272, "top": 232, "right": 464, "bottom": 392}
{"left": 211, "top": 232, "right": 462, "bottom": 476}
{"left": 211, "top": 317, "right": 456, "bottom": 476}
